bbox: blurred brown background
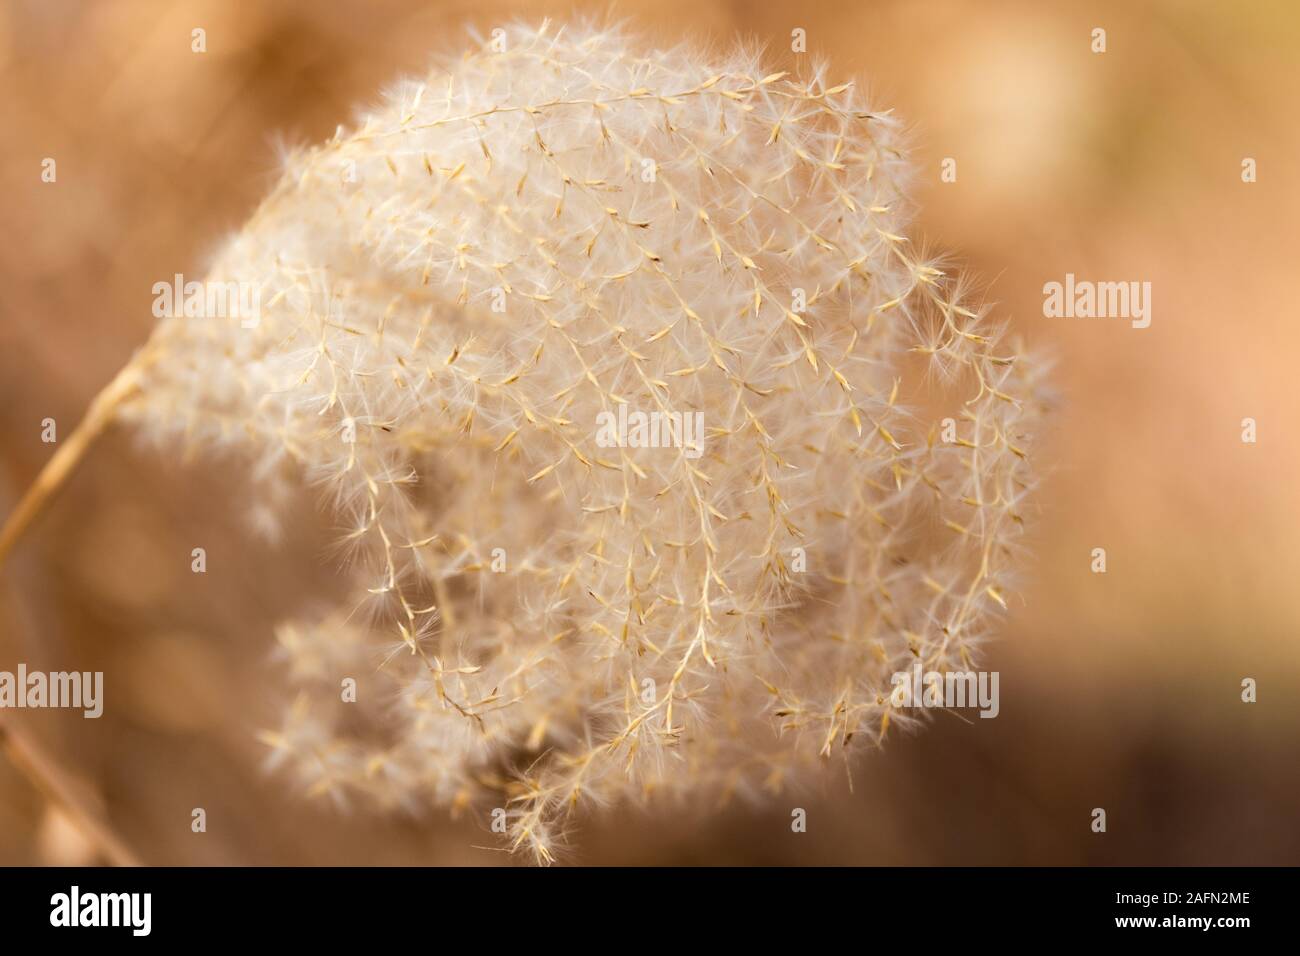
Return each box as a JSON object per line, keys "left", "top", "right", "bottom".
{"left": 1, "top": 0, "right": 1297, "bottom": 865}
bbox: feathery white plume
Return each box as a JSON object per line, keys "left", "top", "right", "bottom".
{"left": 107, "top": 21, "right": 1050, "bottom": 862}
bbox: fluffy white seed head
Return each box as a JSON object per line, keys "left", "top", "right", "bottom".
{"left": 120, "top": 21, "right": 1050, "bottom": 862}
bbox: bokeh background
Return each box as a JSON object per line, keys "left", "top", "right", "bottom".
{"left": 1, "top": 0, "right": 1296, "bottom": 865}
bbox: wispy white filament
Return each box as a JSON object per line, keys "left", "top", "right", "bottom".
{"left": 119, "top": 20, "right": 1050, "bottom": 863}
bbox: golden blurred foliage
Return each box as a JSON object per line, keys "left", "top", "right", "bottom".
{"left": 1, "top": 0, "right": 1297, "bottom": 865}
